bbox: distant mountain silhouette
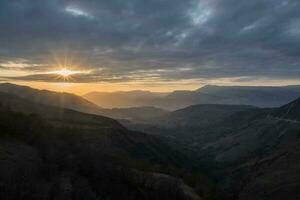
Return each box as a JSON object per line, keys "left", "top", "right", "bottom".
{"left": 85, "top": 85, "right": 300, "bottom": 110}
{"left": 84, "top": 90, "right": 167, "bottom": 108}
{"left": 0, "top": 83, "right": 169, "bottom": 121}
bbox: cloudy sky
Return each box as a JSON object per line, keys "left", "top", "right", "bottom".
{"left": 0, "top": 0, "right": 300, "bottom": 94}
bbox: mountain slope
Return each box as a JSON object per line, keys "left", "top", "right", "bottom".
{"left": 152, "top": 104, "right": 255, "bottom": 128}
{"left": 0, "top": 105, "right": 204, "bottom": 200}
{"left": 100, "top": 106, "right": 169, "bottom": 122}
{"left": 0, "top": 91, "right": 120, "bottom": 130}
{"left": 127, "top": 98, "right": 300, "bottom": 200}
{"left": 0, "top": 83, "right": 101, "bottom": 114}
{"left": 0, "top": 91, "right": 192, "bottom": 166}
{"left": 272, "top": 97, "right": 300, "bottom": 121}
{"left": 222, "top": 141, "right": 300, "bottom": 200}
{"left": 123, "top": 104, "right": 256, "bottom": 150}
{"left": 186, "top": 99, "right": 300, "bottom": 200}
{"left": 0, "top": 83, "right": 168, "bottom": 122}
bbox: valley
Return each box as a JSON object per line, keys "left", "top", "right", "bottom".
{"left": 0, "top": 83, "right": 300, "bottom": 200}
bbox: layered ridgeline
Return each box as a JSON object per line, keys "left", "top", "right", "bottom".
{"left": 0, "top": 91, "right": 220, "bottom": 200}
{"left": 123, "top": 104, "right": 257, "bottom": 154}
{"left": 0, "top": 83, "right": 169, "bottom": 122}
{"left": 84, "top": 90, "right": 167, "bottom": 109}
{"left": 1, "top": 82, "right": 300, "bottom": 199}
{"left": 127, "top": 99, "right": 300, "bottom": 200}
{"left": 3, "top": 83, "right": 300, "bottom": 119}
{"left": 0, "top": 83, "right": 101, "bottom": 114}
{"left": 84, "top": 85, "right": 300, "bottom": 110}
{"left": 145, "top": 104, "right": 255, "bottom": 128}
{"left": 0, "top": 91, "right": 186, "bottom": 165}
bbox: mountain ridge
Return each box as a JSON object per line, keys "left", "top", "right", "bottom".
{"left": 126, "top": 97, "right": 300, "bottom": 200}
{"left": 0, "top": 83, "right": 169, "bottom": 121}
{"left": 0, "top": 82, "right": 102, "bottom": 114}
{"left": 84, "top": 84, "right": 300, "bottom": 109}
{"left": 0, "top": 103, "right": 205, "bottom": 200}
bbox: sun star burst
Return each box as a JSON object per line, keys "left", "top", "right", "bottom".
{"left": 54, "top": 68, "right": 80, "bottom": 77}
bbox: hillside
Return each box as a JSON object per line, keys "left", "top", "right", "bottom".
{"left": 150, "top": 104, "right": 255, "bottom": 128}
{"left": 0, "top": 91, "right": 193, "bottom": 166}
{"left": 0, "top": 105, "right": 206, "bottom": 200}
{"left": 0, "top": 83, "right": 168, "bottom": 122}
{"left": 127, "top": 98, "right": 300, "bottom": 200}
{"left": 0, "top": 91, "right": 228, "bottom": 199}
{"left": 123, "top": 104, "right": 256, "bottom": 147}
{"left": 100, "top": 106, "right": 169, "bottom": 122}
{"left": 0, "top": 83, "right": 101, "bottom": 114}
{"left": 200, "top": 100, "right": 300, "bottom": 200}
{"left": 0, "top": 91, "right": 121, "bottom": 130}
{"left": 272, "top": 97, "right": 300, "bottom": 121}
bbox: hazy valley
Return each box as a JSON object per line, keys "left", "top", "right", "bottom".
{"left": 84, "top": 85, "right": 300, "bottom": 110}
{"left": 0, "top": 83, "right": 299, "bottom": 200}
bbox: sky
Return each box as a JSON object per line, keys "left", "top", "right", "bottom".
{"left": 0, "top": 0, "right": 300, "bottom": 94}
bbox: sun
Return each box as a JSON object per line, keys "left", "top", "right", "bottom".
{"left": 55, "top": 68, "right": 79, "bottom": 77}
{"left": 47, "top": 68, "right": 85, "bottom": 82}
{"left": 47, "top": 55, "right": 90, "bottom": 82}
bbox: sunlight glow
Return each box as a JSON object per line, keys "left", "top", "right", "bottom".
{"left": 46, "top": 68, "right": 89, "bottom": 82}
{"left": 51, "top": 68, "right": 80, "bottom": 77}
{"left": 45, "top": 53, "right": 92, "bottom": 82}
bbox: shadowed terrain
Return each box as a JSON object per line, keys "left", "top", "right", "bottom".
{"left": 126, "top": 98, "right": 300, "bottom": 200}
{"left": 0, "top": 90, "right": 223, "bottom": 200}
{"left": 1, "top": 83, "right": 300, "bottom": 200}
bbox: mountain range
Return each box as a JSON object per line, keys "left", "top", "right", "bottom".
{"left": 84, "top": 84, "right": 300, "bottom": 110}
{"left": 0, "top": 83, "right": 170, "bottom": 122}
{"left": 0, "top": 83, "right": 101, "bottom": 114}
{"left": 1, "top": 82, "right": 300, "bottom": 200}
{"left": 126, "top": 98, "right": 300, "bottom": 200}
{"left": 0, "top": 90, "right": 210, "bottom": 200}
{"left": 84, "top": 90, "right": 167, "bottom": 109}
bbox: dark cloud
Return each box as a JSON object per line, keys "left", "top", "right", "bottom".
{"left": 2, "top": 69, "right": 162, "bottom": 83}
{"left": 0, "top": 0, "right": 300, "bottom": 83}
